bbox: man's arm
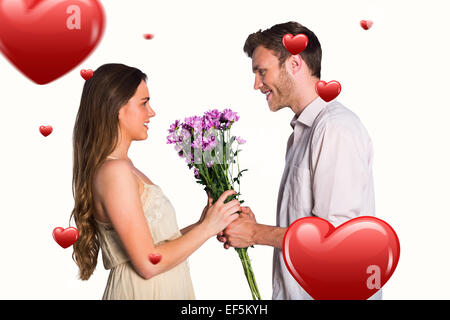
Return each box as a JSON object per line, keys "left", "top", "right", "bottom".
{"left": 222, "top": 117, "right": 372, "bottom": 248}
{"left": 253, "top": 223, "right": 287, "bottom": 249}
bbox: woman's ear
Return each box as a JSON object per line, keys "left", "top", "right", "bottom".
{"left": 118, "top": 105, "right": 127, "bottom": 123}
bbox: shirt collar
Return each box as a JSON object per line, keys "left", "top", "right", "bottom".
{"left": 290, "top": 97, "right": 328, "bottom": 129}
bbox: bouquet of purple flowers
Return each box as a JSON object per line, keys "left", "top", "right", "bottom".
{"left": 167, "top": 108, "right": 261, "bottom": 300}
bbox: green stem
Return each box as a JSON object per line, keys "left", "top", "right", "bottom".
{"left": 236, "top": 247, "right": 261, "bottom": 300}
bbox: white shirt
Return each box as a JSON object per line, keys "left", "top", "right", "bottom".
{"left": 272, "top": 97, "right": 382, "bottom": 300}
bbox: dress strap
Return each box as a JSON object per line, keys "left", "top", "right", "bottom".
{"left": 130, "top": 169, "right": 147, "bottom": 185}
{"left": 105, "top": 156, "right": 147, "bottom": 185}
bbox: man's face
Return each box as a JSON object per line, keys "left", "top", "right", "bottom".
{"left": 251, "top": 46, "right": 295, "bottom": 112}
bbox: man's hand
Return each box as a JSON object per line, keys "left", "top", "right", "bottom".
{"left": 217, "top": 206, "right": 258, "bottom": 249}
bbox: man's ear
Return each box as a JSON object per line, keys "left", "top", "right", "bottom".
{"left": 289, "top": 54, "right": 303, "bottom": 75}
{"left": 284, "top": 54, "right": 303, "bottom": 76}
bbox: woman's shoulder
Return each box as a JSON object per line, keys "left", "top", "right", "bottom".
{"left": 94, "top": 159, "right": 137, "bottom": 193}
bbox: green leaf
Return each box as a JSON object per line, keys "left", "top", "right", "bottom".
{"left": 233, "top": 149, "right": 243, "bottom": 156}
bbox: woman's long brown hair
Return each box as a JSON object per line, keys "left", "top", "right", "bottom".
{"left": 71, "top": 63, "right": 147, "bottom": 280}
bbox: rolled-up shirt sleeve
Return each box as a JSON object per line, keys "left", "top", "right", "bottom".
{"left": 310, "top": 119, "right": 371, "bottom": 227}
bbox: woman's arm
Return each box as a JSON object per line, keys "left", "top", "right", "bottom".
{"left": 180, "top": 200, "right": 209, "bottom": 235}
{"left": 179, "top": 223, "right": 198, "bottom": 235}
{"left": 98, "top": 160, "right": 239, "bottom": 279}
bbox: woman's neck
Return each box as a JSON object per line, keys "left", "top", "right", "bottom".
{"left": 109, "top": 135, "right": 132, "bottom": 160}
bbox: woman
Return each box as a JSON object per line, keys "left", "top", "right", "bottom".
{"left": 70, "top": 63, "right": 240, "bottom": 299}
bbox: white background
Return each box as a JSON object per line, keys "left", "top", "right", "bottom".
{"left": 0, "top": 0, "right": 449, "bottom": 299}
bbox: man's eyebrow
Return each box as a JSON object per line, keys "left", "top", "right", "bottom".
{"left": 141, "top": 97, "right": 150, "bottom": 101}
{"left": 252, "top": 65, "right": 259, "bottom": 73}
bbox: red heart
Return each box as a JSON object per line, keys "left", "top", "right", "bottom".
{"left": 143, "top": 33, "right": 154, "bottom": 40}
{"left": 80, "top": 69, "right": 93, "bottom": 80}
{"left": 282, "top": 33, "right": 309, "bottom": 55}
{"left": 53, "top": 227, "right": 79, "bottom": 249}
{"left": 283, "top": 216, "right": 400, "bottom": 300}
{"left": 0, "top": 0, "right": 105, "bottom": 84}
{"left": 148, "top": 253, "right": 162, "bottom": 265}
{"left": 360, "top": 20, "right": 373, "bottom": 30}
{"left": 315, "top": 80, "right": 341, "bottom": 102}
{"left": 39, "top": 125, "right": 53, "bottom": 137}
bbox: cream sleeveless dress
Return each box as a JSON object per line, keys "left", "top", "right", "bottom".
{"left": 94, "top": 156, "right": 195, "bottom": 300}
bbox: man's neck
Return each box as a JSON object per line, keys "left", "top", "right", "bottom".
{"left": 289, "top": 79, "right": 320, "bottom": 116}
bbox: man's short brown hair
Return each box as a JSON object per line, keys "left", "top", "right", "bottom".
{"left": 243, "top": 21, "right": 322, "bottom": 79}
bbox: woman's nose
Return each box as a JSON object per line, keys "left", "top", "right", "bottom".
{"left": 148, "top": 105, "right": 156, "bottom": 117}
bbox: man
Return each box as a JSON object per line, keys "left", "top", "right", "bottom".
{"left": 218, "top": 21, "right": 381, "bottom": 300}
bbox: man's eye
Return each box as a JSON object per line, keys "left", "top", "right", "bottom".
{"left": 259, "top": 70, "right": 265, "bottom": 76}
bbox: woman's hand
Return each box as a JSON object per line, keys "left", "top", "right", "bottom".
{"left": 200, "top": 190, "right": 240, "bottom": 237}
{"left": 198, "top": 192, "right": 213, "bottom": 225}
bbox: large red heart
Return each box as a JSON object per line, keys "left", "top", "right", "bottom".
{"left": 0, "top": 0, "right": 105, "bottom": 84}
{"left": 315, "top": 80, "right": 341, "bottom": 102}
{"left": 283, "top": 216, "right": 400, "bottom": 300}
{"left": 282, "top": 33, "right": 308, "bottom": 55}
{"left": 53, "top": 227, "right": 79, "bottom": 249}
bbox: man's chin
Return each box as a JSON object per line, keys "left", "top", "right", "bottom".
{"left": 268, "top": 103, "right": 284, "bottom": 112}
{"left": 267, "top": 100, "right": 276, "bottom": 111}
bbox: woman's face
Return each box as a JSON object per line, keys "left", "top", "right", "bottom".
{"left": 118, "top": 80, "right": 155, "bottom": 141}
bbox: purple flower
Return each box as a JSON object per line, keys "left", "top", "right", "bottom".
{"left": 203, "top": 135, "right": 218, "bottom": 151}
{"left": 193, "top": 167, "right": 199, "bottom": 179}
{"left": 192, "top": 134, "right": 203, "bottom": 149}
{"left": 221, "top": 108, "right": 240, "bottom": 122}
{"left": 168, "top": 119, "right": 180, "bottom": 133}
{"left": 236, "top": 136, "right": 246, "bottom": 144}
{"left": 206, "top": 160, "right": 214, "bottom": 168}
{"left": 181, "top": 123, "right": 192, "bottom": 132}
{"left": 184, "top": 152, "right": 194, "bottom": 164}
{"left": 174, "top": 144, "right": 182, "bottom": 152}
{"left": 202, "top": 116, "right": 215, "bottom": 131}
{"left": 166, "top": 131, "right": 179, "bottom": 144}
{"left": 184, "top": 116, "right": 203, "bottom": 134}
{"left": 204, "top": 109, "right": 221, "bottom": 129}
{"left": 180, "top": 128, "right": 192, "bottom": 141}
{"left": 204, "top": 109, "right": 221, "bottom": 120}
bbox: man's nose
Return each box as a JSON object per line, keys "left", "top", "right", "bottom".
{"left": 253, "top": 74, "right": 263, "bottom": 90}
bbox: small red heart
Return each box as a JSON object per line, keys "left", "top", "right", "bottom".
{"left": 282, "top": 33, "right": 309, "bottom": 55}
{"left": 80, "top": 69, "right": 94, "bottom": 80}
{"left": 315, "top": 80, "right": 341, "bottom": 102}
{"left": 283, "top": 216, "right": 400, "bottom": 300}
{"left": 0, "top": 0, "right": 105, "bottom": 84}
{"left": 360, "top": 20, "right": 373, "bottom": 30}
{"left": 143, "top": 33, "right": 154, "bottom": 40}
{"left": 39, "top": 125, "right": 53, "bottom": 137}
{"left": 148, "top": 253, "right": 162, "bottom": 265}
{"left": 53, "top": 227, "right": 79, "bottom": 249}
